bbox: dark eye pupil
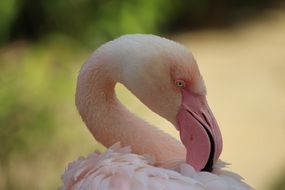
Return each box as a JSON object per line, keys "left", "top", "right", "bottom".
{"left": 175, "top": 80, "right": 185, "bottom": 88}
{"left": 176, "top": 81, "right": 184, "bottom": 87}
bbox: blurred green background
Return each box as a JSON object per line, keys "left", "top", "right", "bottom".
{"left": 1, "top": 0, "right": 285, "bottom": 189}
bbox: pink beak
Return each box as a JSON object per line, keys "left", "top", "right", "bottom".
{"left": 176, "top": 89, "right": 223, "bottom": 172}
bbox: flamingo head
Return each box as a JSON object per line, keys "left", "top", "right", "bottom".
{"left": 119, "top": 35, "right": 223, "bottom": 172}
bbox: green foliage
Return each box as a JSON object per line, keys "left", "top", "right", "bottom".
{"left": 0, "top": 47, "right": 56, "bottom": 162}
{"left": 0, "top": 0, "right": 20, "bottom": 44}
{"left": 0, "top": 36, "right": 95, "bottom": 189}
{"left": 2, "top": 0, "right": 281, "bottom": 47}
{"left": 8, "top": 0, "right": 179, "bottom": 47}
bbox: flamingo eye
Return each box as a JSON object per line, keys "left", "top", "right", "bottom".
{"left": 175, "top": 80, "right": 185, "bottom": 88}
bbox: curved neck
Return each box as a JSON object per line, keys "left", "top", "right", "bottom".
{"left": 76, "top": 51, "right": 186, "bottom": 167}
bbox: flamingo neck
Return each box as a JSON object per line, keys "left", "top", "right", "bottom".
{"left": 76, "top": 53, "right": 185, "bottom": 167}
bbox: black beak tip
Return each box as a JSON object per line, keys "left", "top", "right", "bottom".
{"left": 201, "top": 160, "right": 214, "bottom": 172}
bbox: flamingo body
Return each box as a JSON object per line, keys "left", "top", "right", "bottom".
{"left": 61, "top": 34, "right": 252, "bottom": 190}
{"left": 61, "top": 144, "right": 250, "bottom": 190}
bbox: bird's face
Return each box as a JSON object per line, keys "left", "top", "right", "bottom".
{"left": 124, "top": 48, "right": 223, "bottom": 172}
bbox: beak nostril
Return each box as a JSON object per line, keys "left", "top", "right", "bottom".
{"left": 202, "top": 112, "right": 211, "bottom": 127}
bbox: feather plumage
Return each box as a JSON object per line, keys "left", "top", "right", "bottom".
{"left": 61, "top": 144, "right": 251, "bottom": 190}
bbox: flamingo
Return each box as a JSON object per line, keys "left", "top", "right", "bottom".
{"left": 61, "top": 34, "right": 252, "bottom": 190}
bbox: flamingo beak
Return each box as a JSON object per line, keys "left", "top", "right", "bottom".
{"left": 176, "top": 90, "right": 223, "bottom": 172}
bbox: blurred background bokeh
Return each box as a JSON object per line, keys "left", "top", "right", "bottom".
{"left": 1, "top": 0, "right": 285, "bottom": 189}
